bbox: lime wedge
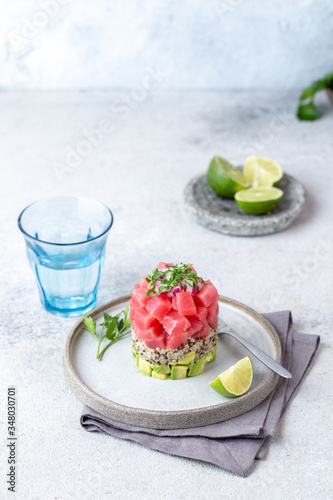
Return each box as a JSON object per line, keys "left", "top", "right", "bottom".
{"left": 234, "top": 187, "right": 283, "bottom": 215}
{"left": 209, "top": 356, "right": 253, "bottom": 397}
{"left": 243, "top": 156, "right": 283, "bottom": 187}
{"left": 207, "top": 156, "right": 249, "bottom": 198}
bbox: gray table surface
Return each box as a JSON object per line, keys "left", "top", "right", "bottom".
{"left": 1, "top": 89, "right": 332, "bottom": 500}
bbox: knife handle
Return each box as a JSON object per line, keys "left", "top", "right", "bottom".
{"left": 220, "top": 329, "right": 292, "bottom": 379}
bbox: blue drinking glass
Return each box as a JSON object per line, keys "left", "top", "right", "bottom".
{"left": 18, "top": 197, "right": 113, "bottom": 317}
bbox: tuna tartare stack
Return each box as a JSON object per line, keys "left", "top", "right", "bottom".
{"left": 130, "top": 262, "right": 219, "bottom": 379}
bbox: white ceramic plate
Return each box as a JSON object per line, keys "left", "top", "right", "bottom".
{"left": 64, "top": 295, "right": 281, "bottom": 429}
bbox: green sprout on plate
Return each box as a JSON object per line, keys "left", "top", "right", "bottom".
{"left": 83, "top": 305, "right": 131, "bottom": 360}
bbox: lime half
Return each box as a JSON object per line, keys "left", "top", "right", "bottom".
{"left": 207, "top": 156, "right": 249, "bottom": 198}
{"left": 243, "top": 156, "right": 283, "bottom": 187}
{"left": 235, "top": 187, "right": 283, "bottom": 215}
{"left": 209, "top": 356, "right": 253, "bottom": 397}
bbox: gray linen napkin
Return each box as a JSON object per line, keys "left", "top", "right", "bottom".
{"left": 80, "top": 311, "right": 320, "bottom": 477}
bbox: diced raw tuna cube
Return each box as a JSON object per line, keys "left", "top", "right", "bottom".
{"left": 204, "top": 280, "right": 219, "bottom": 301}
{"left": 186, "top": 317, "right": 203, "bottom": 338}
{"left": 194, "top": 282, "right": 219, "bottom": 308}
{"left": 132, "top": 286, "right": 150, "bottom": 307}
{"left": 146, "top": 293, "right": 172, "bottom": 321}
{"left": 149, "top": 322, "right": 164, "bottom": 336}
{"left": 207, "top": 301, "right": 219, "bottom": 315}
{"left": 165, "top": 331, "right": 189, "bottom": 349}
{"left": 129, "top": 298, "right": 138, "bottom": 322}
{"left": 171, "top": 293, "right": 180, "bottom": 310}
{"left": 136, "top": 321, "right": 164, "bottom": 341}
{"left": 174, "top": 291, "right": 197, "bottom": 316}
{"left": 130, "top": 295, "right": 140, "bottom": 308}
{"left": 207, "top": 312, "right": 218, "bottom": 330}
{"left": 207, "top": 301, "right": 218, "bottom": 317}
{"left": 160, "top": 310, "right": 190, "bottom": 335}
{"left": 192, "top": 320, "right": 210, "bottom": 339}
{"left": 194, "top": 306, "right": 207, "bottom": 323}
{"left": 134, "top": 307, "right": 157, "bottom": 331}
{"left": 144, "top": 331, "right": 167, "bottom": 349}
{"left": 207, "top": 302, "right": 219, "bottom": 329}
{"left": 129, "top": 309, "right": 135, "bottom": 322}
{"left": 140, "top": 276, "right": 149, "bottom": 290}
{"left": 157, "top": 262, "right": 174, "bottom": 270}
{"left": 136, "top": 329, "right": 154, "bottom": 341}
{"left": 131, "top": 319, "right": 145, "bottom": 339}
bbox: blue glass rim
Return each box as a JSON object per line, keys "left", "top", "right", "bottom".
{"left": 17, "top": 196, "right": 114, "bottom": 247}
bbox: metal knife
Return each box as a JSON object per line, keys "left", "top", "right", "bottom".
{"left": 219, "top": 323, "right": 292, "bottom": 379}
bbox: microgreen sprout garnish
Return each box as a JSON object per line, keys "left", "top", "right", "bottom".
{"left": 83, "top": 305, "right": 131, "bottom": 360}
{"left": 145, "top": 263, "right": 201, "bottom": 297}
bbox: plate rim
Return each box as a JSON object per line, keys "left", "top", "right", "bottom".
{"left": 63, "top": 295, "right": 281, "bottom": 429}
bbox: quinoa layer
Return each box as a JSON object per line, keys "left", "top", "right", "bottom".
{"left": 131, "top": 328, "right": 218, "bottom": 365}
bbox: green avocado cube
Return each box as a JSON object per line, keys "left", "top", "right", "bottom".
{"left": 188, "top": 356, "right": 207, "bottom": 377}
{"left": 171, "top": 365, "right": 188, "bottom": 380}
{"left": 206, "top": 345, "right": 217, "bottom": 363}
{"left": 132, "top": 347, "right": 140, "bottom": 367}
{"left": 177, "top": 351, "right": 196, "bottom": 365}
{"left": 151, "top": 364, "right": 171, "bottom": 375}
{"left": 138, "top": 357, "right": 152, "bottom": 377}
{"left": 152, "top": 371, "right": 169, "bottom": 380}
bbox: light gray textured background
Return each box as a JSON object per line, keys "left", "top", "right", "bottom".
{"left": 1, "top": 89, "right": 332, "bottom": 499}
{"left": 1, "top": 0, "right": 333, "bottom": 89}
{"left": 1, "top": 1, "right": 333, "bottom": 499}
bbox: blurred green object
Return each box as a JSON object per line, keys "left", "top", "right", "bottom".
{"left": 297, "top": 71, "right": 333, "bottom": 121}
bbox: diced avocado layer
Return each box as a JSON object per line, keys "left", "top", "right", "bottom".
{"left": 134, "top": 346, "right": 217, "bottom": 379}
{"left": 151, "top": 363, "right": 171, "bottom": 374}
{"left": 138, "top": 357, "right": 152, "bottom": 377}
{"left": 206, "top": 344, "right": 217, "bottom": 363}
{"left": 152, "top": 371, "right": 169, "bottom": 380}
{"left": 171, "top": 365, "right": 188, "bottom": 380}
{"left": 177, "top": 351, "right": 196, "bottom": 364}
{"left": 188, "top": 356, "right": 206, "bottom": 377}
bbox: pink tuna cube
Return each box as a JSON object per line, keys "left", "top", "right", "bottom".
{"left": 132, "top": 286, "right": 150, "bottom": 307}
{"left": 186, "top": 317, "right": 203, "bottom": 338}
{"left": 192, "top": 320, "right": 210, "bottom": 339}
{"left": 207, "top": 302, "right": 219, "bottom": 329}
{"left": 146, "top": 293, "right": 172, "bottom": 321}
{"left": 194, "top": 306, "right": 208, "bottom": 323}
{"left": 157, "top": 262, "right": 174, "bottom": 270}
{"left": 136, "top": 322, "right": 163, "bottom": 341}
{"left": 194, "top": 282, "right": 218, "bottom": 308}
{"left": 165, "top": 331, "right": 189, "bottom": 349}
{"left": 134, "top": 307, "right": 157, "bottom": 331}
{"left": 145, "top": 331, "right": 167, "bottom": 349}
{"left": 174, "top": 291, "right": 197, "bottom": 316}
{"left": 160, "top": 310, "right": 190, "bottom": 335}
